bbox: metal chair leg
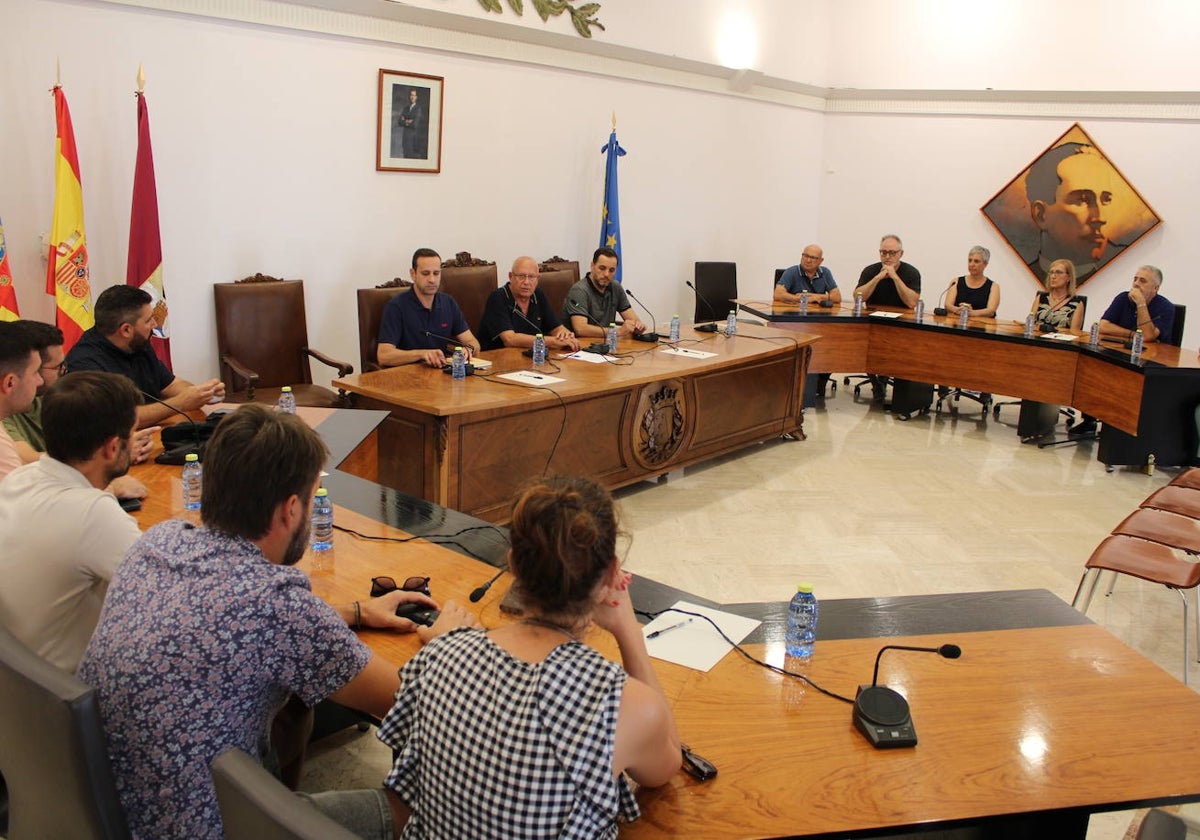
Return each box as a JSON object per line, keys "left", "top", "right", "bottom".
{"left": 1072, "top": 568, "right": 1102, "bottom": 613}
{"left": 1179, "top": 588, "right": 1190, "bottom": 685}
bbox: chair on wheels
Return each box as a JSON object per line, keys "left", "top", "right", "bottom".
{"left": 0, "top": 622, "right": 130, "bottom": 839}
{"left": 211, "top": 748, "right": 360, "bottom": 840}
{"left": 355, "top": 278, "right": 411, "bottom": 373}
{"left": 692, "top": 261, "right": 737, "bottom": 325}
{"left": 214, "top": 275, "right": 353, "bottom": 407}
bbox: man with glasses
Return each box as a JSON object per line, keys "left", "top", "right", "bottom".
{"left": 0, "top": 320, "right": 44, "bottom": 481}
{"left": 378, "top": 247, "right": 481, "bottom": 368}
{"left": 856, "top": 234, "right": 922, "bottom": 310}
{"left": 774, "top": 244, "right": 842, "bottom": 306}
{"left": 479, "top": 256, "right": 581, "bottom": 352}
{"left": 80, "top": 404, "right": 479, "bottom": 840}
{"left": 3, "top": 321, "right": 157, "bottom": 488}
{"left": 0, "top": 371, "right": 142, "bottom": 672}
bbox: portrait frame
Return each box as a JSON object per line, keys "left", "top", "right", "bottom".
{"left": 981, "top": 123, "right": 1161, "bottom": 289}
{"left": 376, "top": 70, "right": 444, "bottom": 173}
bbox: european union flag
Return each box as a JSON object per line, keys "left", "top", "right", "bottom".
{"left": 599, "top": 129, "right": 626, "bottom": 283}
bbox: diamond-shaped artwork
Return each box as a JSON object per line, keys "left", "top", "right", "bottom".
{"left": 981, "top": 123, "right": 1160, "bottom": 289}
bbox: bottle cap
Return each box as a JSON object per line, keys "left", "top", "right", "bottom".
{"left": 796, "top": 582, "right": 814, "bottom": 593}
{"left": 185, "top": 453, "right": 199, "bottom": 463}
{"left": 315, "top": 488, "right": 328, "bottom": 497}
{"left": 535, "top": 333, "right": 543, "bottom": 338}
{"left": 281, "top": 386, "right": 292, "bottom": 393}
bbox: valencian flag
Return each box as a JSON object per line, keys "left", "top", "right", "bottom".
{"left": 128, "top": 84, "right": 172, "bottom": 370}
{"left": 45, "top": 85, "right": 93, "bottom": 352}
{"left": 599, "top": 126, "right": 626, "bottom": 283}
{"left": 0, "top": 218, "right": 19, "bottom": 321}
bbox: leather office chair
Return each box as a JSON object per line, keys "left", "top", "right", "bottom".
{"left": 536, "top": 263, "right": 577, "bottom": 325}
{"left": 1169, "top": 304, "right": 1187, "bottom": 348}
{"left": 355, "top": 278, "right": 411, "bottom": 373}
{"left": 214, "top": 275, "right": 353, "bottom": 407}
{"left": 540, "top": 256, "right": 580, "bottom": 286}
{"left": 439, "top": 252, "right": 497, "bottom": 341}
{"left": 693, "top": 261, "right": 737, "bottom": 324}
{"left": 0, "top": 623, "right": 130, "bottom": 839}
{"left": 211, "top": 748, "right": 360, "bottom": 840}
{"left": 1136, "top": 808, "right": 1188, "bottom": 840}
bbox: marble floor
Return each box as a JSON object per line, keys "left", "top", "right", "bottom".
{"left": 306, "top": 383, "right": 1200, "bottom": 839}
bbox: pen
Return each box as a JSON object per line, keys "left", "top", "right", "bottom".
{"left": 647, "top": 618, "right": 693, "bottom": 639}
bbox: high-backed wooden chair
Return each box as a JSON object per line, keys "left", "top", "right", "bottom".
{"left": 541, "top": 256, "right": 580, "bottom": 285}
{"left": 355, "top": 278, "right": 411, "bottom": 372}
{"left": 213, "top": 275, "right": 352, "bottom": 407}
{"left": 0, "top": 623, "right": 130, "bottom": 839}
{"left": 439, "top": 252, "right": 497, "bottom": 338}
{"left": 537, "top": 260, "right": 578, "bottom": 323}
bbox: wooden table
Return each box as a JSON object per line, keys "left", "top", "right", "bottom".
{"left": 130, "top": 410, "right": 1200, "bottom": 839}
{"left": 740, "top": 300, "right": 1200, "bottom": 468}
{"left": 333, "top": 326, "right": 813, "bottom": 522}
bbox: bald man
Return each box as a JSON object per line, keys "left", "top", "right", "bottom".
{"left": 773, "top": 244, "right": 842, "bottom": 306}
{"left": 478, "top": 256, "right": 580, "bottom": 352}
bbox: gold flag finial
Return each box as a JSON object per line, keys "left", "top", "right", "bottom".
{"left": 137, "top": 64, "right": 145, "bottom": 94}
{"left": 611, "top": 111, "right": 616, "bottom": 130}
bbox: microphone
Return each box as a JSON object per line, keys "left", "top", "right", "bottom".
{"left": 567, "top": 302, "right": 618, "bottom": 355}
{"left": 624, "top": 288, "right": 661, "bottom": 343}
{"left": 145, "top": 391, "right": 204, "bottom": 465}
{"left": 685, "top": 280, "right": 721, "bottom": 332}
{"left": 853, "top": 642, "right": 961, "bottom": 749}
{"left": 933, "top": 280, "right": 956, "bottom": 317}
{"left": 422, "top": 330, "right": 476, "bottom": 375}
{"left": 469, "top": 567, "right": 507, "bottom": 602}
{"left": 510, "top": 304, "right": 544, "bottom": 334}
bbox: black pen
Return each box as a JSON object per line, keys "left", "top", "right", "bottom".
{"left": 647, "top": 618, "right": 693, "bottom": 639}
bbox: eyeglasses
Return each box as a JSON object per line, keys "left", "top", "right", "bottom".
{"left": 511, "top": 273, "right": 539, "bottom": 281}
{"left": 370, "top": 575, "right": 431, "bottom": 597}
{"left": 40, "top": 362, "right": 66, "bottom": 375}
{"left": 879, "top": 250, "right": 901, "bottom": 258}
{"left": 801, "top": 253, "right": 823, "bottom": 261}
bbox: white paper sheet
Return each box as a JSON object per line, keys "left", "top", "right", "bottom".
{"left": 495, "top": 371, "right": 566, "bottom": 385}
{"left": 869, "top": 311, "right": 903, "bottom": 319}
{"left": 660, "top": 347, "right": 717, "bottom": 359}
{"left": 643, "top": 601, "right": 761, "bottom": 672}
{"left": 564, "top": 350, "right": 617, "bottom": 363}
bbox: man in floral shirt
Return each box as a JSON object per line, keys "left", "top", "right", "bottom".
{"left": 79, "top": 405, "right": 470, "bottom": 839}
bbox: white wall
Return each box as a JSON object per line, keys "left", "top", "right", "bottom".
{"left": 2, "top": 0, "right": 823, "bottom": 384}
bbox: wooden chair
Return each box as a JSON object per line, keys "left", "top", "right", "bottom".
{"left": 439, "top": 252, "right": 497, "bottom": 339}
{"left": 1142, "top": 485, "right": 1200, "bottom": 520}
{"left": 1171, "top": 468, "right": 1200, "bottom": 491}
{"left": 211, "top": 748, "right": 359, "bottom": 840}
{"left": 537, "top": 259, "right": 578, "bottom": 324}
{"left": 0, "top": 623, "right": 130, "bottom": 839}
{"left": 213, "top": 275, "right": 353, "bottom": 407}
{"left": 355, "top": 278, "right": 411, "bottom": 373}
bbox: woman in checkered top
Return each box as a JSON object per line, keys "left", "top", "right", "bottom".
{"left": 375, "top": 476, "right": 681, "bottom": 838}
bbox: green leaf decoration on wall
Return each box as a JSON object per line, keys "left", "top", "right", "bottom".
{"left": 477, "top": 0, "right": 603, "bottom": 37}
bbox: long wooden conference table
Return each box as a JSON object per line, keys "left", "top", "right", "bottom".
{"left": 130, "top": 408, "right": 1200, "bottom": 839}
{"left": 333, "top": 325, "right": 813, "bottom": 523}
{"left": 740, "top": 299, "right": 1200, "bottom": 469}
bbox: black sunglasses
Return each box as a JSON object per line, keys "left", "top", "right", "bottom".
{"left": 370, "top": 575, "right": 431, "bottom": 598}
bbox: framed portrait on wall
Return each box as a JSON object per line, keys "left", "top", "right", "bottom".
{"left": 981, "top": 123, "right": 1160, "bottom": 288}
{"left": 377, "top": 70, "right": 444, "bottom": 173}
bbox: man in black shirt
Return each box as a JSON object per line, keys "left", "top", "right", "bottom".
{"left": 856, "top": 234, "right": 921, "bottom": 309}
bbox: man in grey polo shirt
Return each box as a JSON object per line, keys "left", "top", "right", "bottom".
{"left": 562, "top": 247, "right": 645, "bottom": 340}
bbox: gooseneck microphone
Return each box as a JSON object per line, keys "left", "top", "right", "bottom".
{"left": 568, "top": 302, "right": 617, "bottom": 354}
{"left": 469, "top": 567, "right": 507, "bottom": 602}
{"left": 853, "top": 642, "right": 961, "bottom": 749}
{"left": 933, "top": 279, "right": 957, "bottom": 317}
{"left": 685, "top": 280, "right": 721, "bottom": 332}
{"left": 422, "top": 330, "right": 477, "bottom": 374}
{"left": 623, "top": 288, "right": 661, "bottom": 343}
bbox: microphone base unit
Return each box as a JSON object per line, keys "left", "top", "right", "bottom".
{"left": 440, "top": 363, "right": 477, "bottom": 376}
{"left": 933, "top": 307, "right": 948, "bottom": 317}
{"left": 853, "top": 685, "right": 918, "bottom": 749}
{"left": 632, "top": 332, "right": 661, "bottom": 343}
{"left": 584, "top": 342, "right": 613, "bottom": 355}
{"left": 694, "top": 323, "right": 720, "bottom": 333}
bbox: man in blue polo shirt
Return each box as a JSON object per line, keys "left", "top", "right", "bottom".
{"left": 1098, "top": 265, "right": 1174, "bottom": 345}
{"left": 377, "top": 248, "right": 481, "bottom": 368}
{"left": 773, "top": 244, "right": 841, "bottom": 306}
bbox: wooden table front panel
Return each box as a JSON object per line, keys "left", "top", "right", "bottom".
{"left": 1074, "top": 355, "right": 1143, "bottom": 435}
{"left": 867, "top": 325, "right": 1078, "bottom": 404}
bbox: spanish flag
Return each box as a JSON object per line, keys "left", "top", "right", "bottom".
{"left": 0, "top": 218, "right": 19, "bottom": 321}
{"left": 45, "top": 85, "right": 93, "bottom": 352}
{"left": 127, "top": 88, "right": 172, "bottom": 370}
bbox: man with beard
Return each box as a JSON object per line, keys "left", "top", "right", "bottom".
{"left": 0, "top": 371, "right": 142, "bottom": 672}
{"left": 80, "top": 404, "right": 477, "bottom": 840}
{"left": 65, "top": 285, "right": 225, "bottom": 427}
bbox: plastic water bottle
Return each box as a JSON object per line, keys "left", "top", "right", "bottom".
{"left": 276, "top": 386, "right": 296, "bottom": 414}
{"left": 1024, "top": 313, "right": 1036, "bottom": 338}
{"left": 311, "top": 488, "right": 333, "bottom": 552}
{"left": 914, "top": 299, "right": 925, "bottom": 323}
{"left": 669, "top": 315, "right": 681, "bottom": 343}
{"left": 799, "top": 290, "right": 809, "bottom": 312}
{"left": 182, "top": 453, "right": 202, "bottom": 511}
{"left": 786, "top": 583, "right": 818, "bottom": 659}
{"left": 958, "top": 305, "right": 970, "bottom": 328}
{"left": 1088, "top": 322, "right": 1101, "bottom": 348}
{"left": 725, "top": 310, "right": 737, "bottom": 337}
{"left": 1131, "top": 329, "right": 1144, "bottom": 361}
{"left": 853, "top": 292, "right": 864, "bottom": 316}
{"left": 603, "top": 323, "right": 616, "bottom": 353}
{"left": 451, "top": 347, "right": 466, "bottom": 380}
{"left": 532, "top": 333, "right": 547, "bottom": 366}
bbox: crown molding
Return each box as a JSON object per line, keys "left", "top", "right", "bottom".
{"left": 96, "top": 0, "right": 1200, "bottom": 121}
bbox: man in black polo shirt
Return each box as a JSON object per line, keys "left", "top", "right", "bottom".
{"left": 65, "top": 286, "right": 225, "bottom": 428}
{"left": 856, "top": 234, "right": 921, "bottom": 310}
